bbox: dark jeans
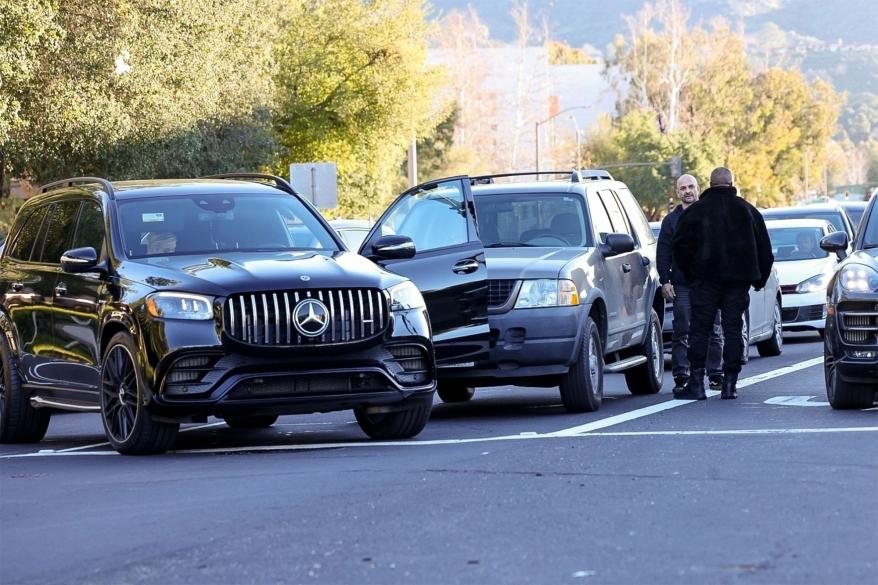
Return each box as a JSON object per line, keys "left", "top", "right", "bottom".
{"left": 672, "top": 284, "right": 723, "bottom": 379}
{"left": 688, "top": 281, "right": 751, "bottom": 375}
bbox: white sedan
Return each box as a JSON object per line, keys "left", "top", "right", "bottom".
{"left": 766, "top": 218, "right": 838, "bottom": 336}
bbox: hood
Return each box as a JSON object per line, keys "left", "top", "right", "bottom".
{"left": 774, "top": 256, "right": 837, "bottom": 286}
{"left": 845, "top": 248, "right": 878, "bottom": 267}
{"left": 485, "top": 247, "right": 588, "bottom": 280}
{"left": 118, "top": 250, "right": 401, "bottom": 296}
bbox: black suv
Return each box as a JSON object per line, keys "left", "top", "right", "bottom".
{"left": 359, "top": 170, "right": 665, "bottom": 411}
{"left": 0, "top": 175, "right": 436, "bottom": 454}
{"left": 820, "top": 193, "right": 878, "bottom": 409}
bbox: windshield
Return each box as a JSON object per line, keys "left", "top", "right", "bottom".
{"left": 117, "top": 193, "right": 338, "bottom": 258}
{"left": 473, "top": 192, "right": 591, "bottom": 247}
{"left": 763, "top": 210, "right": 846, "bottom": 234}
{"left": 862, "top": 203, "right": 878, "bottom": 248}
{"left": 768, "top": 226, "right": 829, "bottom": 261}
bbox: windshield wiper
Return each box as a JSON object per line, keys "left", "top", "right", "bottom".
{"left": 484, "top": 242, "right": 535, "bottom": 248}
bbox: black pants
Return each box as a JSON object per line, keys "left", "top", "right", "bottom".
{"left": 672, "top": 284, "right": 723, "bottom": 379}
{"left": 688, "top": 281, "right": 750, "bottom": 375}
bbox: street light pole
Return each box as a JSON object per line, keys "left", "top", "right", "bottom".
{"left": 534, "top": 105, "right": 591, "bottom": 179}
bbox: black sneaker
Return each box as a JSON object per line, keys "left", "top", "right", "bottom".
{"left": 708, "top": 375, "right": 724, "bottom": 390}
{"left": 673, "top": 376, "right": 689, "bottom": 393}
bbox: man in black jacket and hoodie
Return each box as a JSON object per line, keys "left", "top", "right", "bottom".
{"left": 671, "top": 167, "right": 774, "bottom": 400}
{"left": 657, "top": 174, "right": 724, "bottom": 395}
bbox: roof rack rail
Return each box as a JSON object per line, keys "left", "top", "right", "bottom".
{"left": 40, "top": 177, "right": 116, "bottom": 199}
{"left": 571, "top": 169, "right": 614, "bottom": 182}
{"left": 469, "top": 171, "right": 572, "bottom": 185}
{"left": 199, "top": 173, "right": 298, "bottom": 196}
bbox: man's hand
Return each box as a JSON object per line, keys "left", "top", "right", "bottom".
{"left": 661, "top": 282, "right": 676, "bottom": 301}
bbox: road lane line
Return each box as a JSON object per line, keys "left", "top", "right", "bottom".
{"left": 0, "top": 356, "right": 830, "bottom": 458}
{"left": 549, "top": 356, "right": 824, "bottom": 437}
{"left": 581, "top": 427, "right": 878, "bottom": 437}
{"left": 51, "top": 421, "right": 226, "bottom": 453}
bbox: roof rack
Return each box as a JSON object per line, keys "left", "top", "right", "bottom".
{"left": 40, "top": 177, "right": 116, "bottom": 199}
{"left": 199, "top": 173, "right": 298, "bottom": 196}
{"left": 468, "top": 170, "right": 614, "bottom": 185}
{"left": 571, "top": 169, "right": 614, "bottom": 182}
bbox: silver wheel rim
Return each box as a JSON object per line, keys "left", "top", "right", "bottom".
{"left": 650, "top": 320, "right": 662, "bottom": 380}
{"left": 588, "top": 332, "right": 600, "bottom": 393}
{"left": 742, "top": 316, "right": 749, "bottom": 349}
{"left": 774, "top": 304, "right": 783, "bottom": 349}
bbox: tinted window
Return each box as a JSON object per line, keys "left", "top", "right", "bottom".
{"left": 73, "top": 201, "right": 105, "bottom": 252}
{"left": 616, "top": 188, "right": 655, "bottom": 245}
{"left": 7, "top": 206, "right": 48, "bottom": 261}
{"left": 117, "top": 193, "right": 338, "bottom": 258}
{"left": 473, "top": 192, "right": 590, "bottom": 247}
{"left": 37, "top": 201, "right": 80, "bottom": 264}
{"left": 762, "top": 210, "right": 847, "bottom": 235}
{"left": 768, "top": 226, "right": 829, "bottom": 261}
{"left": 598, "top": 190, "right": 632, "bottom": 236}
{"left": 586, "top": 191, "right": 614, "bottom": 243}
{"left": 378, "top": 180, "right": 468, "bottom": 252}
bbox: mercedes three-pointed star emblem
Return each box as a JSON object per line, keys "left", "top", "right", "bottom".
{"left": 293, "top": 298, "right": 330, "bottom": 337}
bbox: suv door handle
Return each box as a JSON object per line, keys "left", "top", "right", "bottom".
{"left": 10, "top": 281, "right": 23, "bottom": 292}
{"left": 621, "top": 263, "right": 632, "bottom": 273}
{"left": 54, "top": 283, "right": 68, "bottom": 296}
{"left": 452, "top": 259, "right": 480, "bottom": 274}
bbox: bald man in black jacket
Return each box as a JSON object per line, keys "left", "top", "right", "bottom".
{"left": 671, "top": 167, "right": 774, "bottom": 400}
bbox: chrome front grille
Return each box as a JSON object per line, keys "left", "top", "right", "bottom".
{"left": 841, "top": 309, "right": 878, "bottom": 345}
{"left": 223, "top": 288, "right": 388, "bottom": 346}
{"left": 488, "top": 280, "right": 518, "bottom": 308}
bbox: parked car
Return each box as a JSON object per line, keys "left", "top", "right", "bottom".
{"left": 0, "top": 175, "right": 436, "bottom": 454}
{"left": 329, "top": 219, "right": 371, "bottom": 251}
{"left": 360, "top": 170, "right": 666, "bottom": 412}
{"left": 820, "top": 194, "right": 878, "bottom": 409}
{"left": 649, "top": 221, "right": 661, "bottom": 239}
{"left": 766, "top": 219, "right": 838, "bottom": 336}
{"left": 761, "top": 204, "right": 856, "bottom": 251}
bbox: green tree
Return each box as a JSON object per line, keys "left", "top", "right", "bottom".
{"left": 272, "top": 0, "right": 445, "bottom": 217}
{"left": 5, "top": 0, "right": 280, "bottom": 188}
{"left": 0, "top": 0, "right": 62, "bottom": 191}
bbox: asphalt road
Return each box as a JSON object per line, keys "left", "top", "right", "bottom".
{"left": 1, "top": 332, "right": 876, "bottom": 585}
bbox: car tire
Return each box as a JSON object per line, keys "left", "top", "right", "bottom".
{"left": 100, "top": 332, "right": 179, "bottom": 455}
{"left": 559, "top": 316, "right": 603, "bottom": 412}
{"left": 0, "top": 333, "right": 50, "bottom": 443}
{"left": 624, "top": 309, "right": 663, "bottom": 395}
{"left": 741, "top": 313, "right": 750, "bottom": 364}
{"left": 355, "top": 401, "right": 431, "bottom": 439}
{"left": 825, "top": 345, "right": 875, "bottom": 410}
{"left": 757, "top": 300, "right": 784, "bottom": 357}
{"left": 817, "top": 328, "right": 825, "bottom": 339}
{"left": 437, "top": 382, "right": 475, "bottom": 403}
{"left": 223, "top": 415, "right": 278, "bottom": 429}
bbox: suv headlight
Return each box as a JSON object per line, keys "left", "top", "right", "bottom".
{"left": 386, "top": 281, "right": 425, "bottom": 311}
{"left": 839, "top": 264, "right": 878, "bottom": 293}
{"left": 514, "top": 279, "right": 580, "bottom": 309}
{"left": 145, "top": 292, "right": 214, "bottom": 320}
{"left": 796, "top": 273, "right": 830, "bottom": 294}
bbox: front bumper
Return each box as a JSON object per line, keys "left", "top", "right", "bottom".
{"left": 825, "top": 298, "right": 878, "bottom": 386}
{"left": 141, "top": 308, "right": 436, "bottom": 418}
{"left": 781, "top": 290, "right": 826, "bottom": 331}
{"left": 441, "top": 305, "right": 585, "bottom": 384}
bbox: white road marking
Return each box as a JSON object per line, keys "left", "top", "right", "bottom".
{"left": 580, "top": 427, "right": 878, "bottom": 437}
{"left": 0, "top": 356, "right": 831, "bottom": 459}
{"left": 50, "top": 422, "right": 226, "bottom": 453}
{"left": 764, "top": 396, "right": 830, "bottom": 407}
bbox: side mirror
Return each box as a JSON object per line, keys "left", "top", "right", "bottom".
{"left": 820, "top": 232, "right": 848, "bottom": 261}
{"left": 61, "top": 247, "right": 102, "bottom": 273}
{"left": 602, "top": 233, "right": 635, "bottom": 257}
{"left": 371, "top": 235, "right": 416, "bottom": 260}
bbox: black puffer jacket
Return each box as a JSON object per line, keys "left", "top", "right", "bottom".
{"left": 671, "top": 186, "right": 774, "bottom": 288}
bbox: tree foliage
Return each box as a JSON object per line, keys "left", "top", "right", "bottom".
{"left": 3, "top": 0, "right": 280, "bottom": 187}
{"left": 272, "top": 0, "right": 445, "bottom": 216}
{"left": 598, "top": 0, "right": 842, "bottom": 211}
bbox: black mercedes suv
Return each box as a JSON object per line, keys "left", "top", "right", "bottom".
{"left": 0, "top": 175, "right": 435, "bottom": 454}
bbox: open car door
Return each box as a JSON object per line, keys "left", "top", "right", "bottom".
{"left": 360, "top": 177, "right": 489, "bottom": 369}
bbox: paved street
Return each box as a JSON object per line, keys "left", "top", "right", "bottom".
{"left": 1, "top": 332, "right": 875, "bottom": 585}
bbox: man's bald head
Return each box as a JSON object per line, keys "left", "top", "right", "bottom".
{"left": 709, "top": 167, "right": 734, "bottom": 187}
{"left": 676, "top": 174, "right": 698, "bottom": 190}
{"left": 675, "top": 173, "right": 699, "bottom": 207}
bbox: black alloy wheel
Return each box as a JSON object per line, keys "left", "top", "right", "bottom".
{"left": 0, "top": 333, "right": 50, "bottom": 443}
{"left": 824, "top": 341, "right": 875, "bottom": 410}
{"left": 100, "top": 332, "right": 178, "bottom": 454}
{"left": 354, "top": 401, "right": 432, "bottom": 439}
